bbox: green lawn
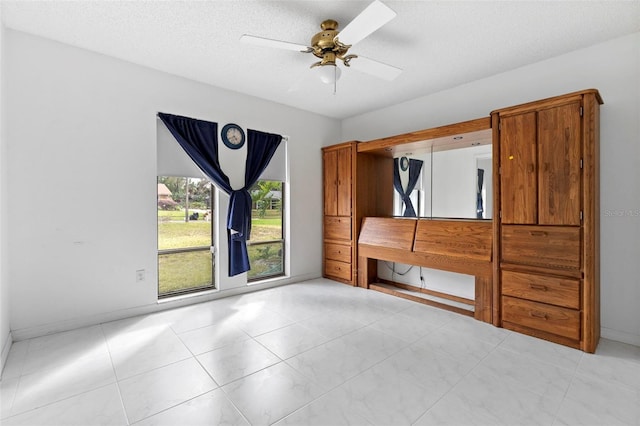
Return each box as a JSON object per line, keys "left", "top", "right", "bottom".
{"left": 158, "top": 250, "right": 213, "bottom": 295}
{"left": 158, "top": 221, "right": 211, "bottom": 250}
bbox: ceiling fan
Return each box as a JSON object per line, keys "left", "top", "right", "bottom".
{"left": 240, "top": 0, "right": 402, "bottom": 85}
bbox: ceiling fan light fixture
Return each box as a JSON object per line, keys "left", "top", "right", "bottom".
{"left": 316, "top": 64, "right": 342, "bottom": 84}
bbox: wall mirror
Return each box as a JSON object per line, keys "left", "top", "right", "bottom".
{"left": 392, "top": 128, "right": 492, "bottom": 219}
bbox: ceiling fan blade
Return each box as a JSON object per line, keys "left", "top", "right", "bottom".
{"left": 336, "top": 0, "right": 396, "bottom": 46}
{"left": 240, "top": 34, "right": 310, "bottom": 52}
{"left": 348, "top": 55, "right": 402, "bottom": 81}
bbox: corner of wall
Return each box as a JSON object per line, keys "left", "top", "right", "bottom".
{"left": 0, "top": 13, "right": 12, "bottom": 375}
{"left": 1, "top": 332, "right": 12, "bottom": 378}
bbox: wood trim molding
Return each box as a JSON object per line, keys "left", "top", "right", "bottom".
{"left": 356, "top": 117, "right": 491, "bottom": 156}
{"left": 490, "top": 89, "right": 603, "bottom": 117}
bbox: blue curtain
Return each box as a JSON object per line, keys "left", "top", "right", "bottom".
{"left": 157, "top": 113, "right": 282, "bottom": 276}
{"left": 393, "top": 158, "right": 423, "bottom": 217}
{"left": 476, "top": 168, "right": 485, "bottom": 219}
{"left": 228, "top": 129, "right": 283, "bottom": 275}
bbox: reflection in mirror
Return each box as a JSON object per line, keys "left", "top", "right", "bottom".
{"left": 393, "top": 156, "right": 425, "bottom": 217}
{"left": 393, "top": 129, "right": 492, "bottom": 220}
{"left": 476, "top": 156, "right": 493, "bottom": 219}
{"left": 431, "top": 144, "right": 492, "bottom": 219}
{"left": 393, "top": 153, "right": 430, "bottom": 217}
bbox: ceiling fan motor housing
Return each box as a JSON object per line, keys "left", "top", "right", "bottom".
{"left": 311, "top": 19, "right": 351, "bottom": 65}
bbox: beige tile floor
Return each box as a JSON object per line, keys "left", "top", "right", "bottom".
{"left": 1, "top": 278, "right": 639, "bottom": 425}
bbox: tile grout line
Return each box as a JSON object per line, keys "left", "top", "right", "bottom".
{"left": 1, "top": 339, "right": 30, "bottom": 419}
{"left": 5, "top": 335, "right": 118, "bottom": 420}
{"left": 112, "top": 323, "right": 221, "bottom": 425}
{"left": 177, "top": 325, "right": 224, "bottom": 390}
{"left": 101, "top": 323, "right": 132, "bottom": 426}
{"left": 3, "top": 382, "right": 122, "bottom": 423}
{"left": 2, "top": 375, "right": 21, "bottom": 420}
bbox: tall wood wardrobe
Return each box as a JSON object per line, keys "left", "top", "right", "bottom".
{"left": 492, "top": 90, "right": 602, "bottom": 352}
{"left": 322, "top": 142, "right": 392, "bottom": 285}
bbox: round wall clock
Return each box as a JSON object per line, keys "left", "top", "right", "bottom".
{"left": 400, "top": 156, "right": 409, "bottom": 171}
{"left": 221, "top": 123, "right": 245, "bottom": 149}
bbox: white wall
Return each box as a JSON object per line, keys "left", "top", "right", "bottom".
{"left": 0, "top": 14, "right": 12, "bottom": 372}
{"left": 344, "top": 32, "right": 640, "bottom": 346}
{"left": 5, "top": 30, "right": 339, "bottom": 339}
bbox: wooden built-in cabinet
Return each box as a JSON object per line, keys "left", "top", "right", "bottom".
{"left": 492, "top": 89, "right": 602, "bottom": 352}
{"left": 323, "top": 90, "right": 601, "bottom": 352}
{"left": 323, "top": 145, "right": 352, "bottom": 217}
{"left": 322, "top": 142, "right": 392, "bottom": 285}
{"left": 499, "top": 103, "right": 582, "bottom": 226}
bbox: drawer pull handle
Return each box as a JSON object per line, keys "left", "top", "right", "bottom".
{"left": 529, "top": 284, "right": 548, "bottom": 291}
{"left": 529, "top": 311, "right": 548, "bottom": 320}
{"left": 529, "top": 231, "right": 548, "bottom": 237}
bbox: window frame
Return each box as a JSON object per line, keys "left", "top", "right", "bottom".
{"left": 157, "top": 176, "right": 215, "bottom": 299}
{"left": 247, "top": 180, "right": 286, "bottom": 283}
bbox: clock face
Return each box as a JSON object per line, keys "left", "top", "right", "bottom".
{"left": 221, "top": 123, "right": 245, "bottom": 149}
{"left": 400, "top": 156, "right": 409, "bottom": 171}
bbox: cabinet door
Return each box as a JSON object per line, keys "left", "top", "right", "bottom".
{"left": 336, "top": 147, "right": 352, "bottom": 216}
{"left": 538, "top": 103, "right": 582, "bottom": 225}
{"left": 500, "top": 112, "right": 538, "bottom": 224}
{"left": 323, "top": 150, "right": 338, "bottom": 216}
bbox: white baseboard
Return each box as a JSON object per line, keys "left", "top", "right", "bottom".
{"left": 601, "top": 326, "right": 640, "bottom": 347}
{"left": 1, "top": 331, "right": 12, "bottom": 379}
{"left": 10, "top": 273, "right": 320, "bottom": 342}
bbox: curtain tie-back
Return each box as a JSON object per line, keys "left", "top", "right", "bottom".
{"left": 401, "top": 195, "right": 417, "bottom": 217}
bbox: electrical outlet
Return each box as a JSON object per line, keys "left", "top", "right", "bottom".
{"left": 136, "top": 269, "right": 145, "bottom": 282}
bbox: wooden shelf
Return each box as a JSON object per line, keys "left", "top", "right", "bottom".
{"left": 370, "top": 282, "right": 474, "bottom": 317}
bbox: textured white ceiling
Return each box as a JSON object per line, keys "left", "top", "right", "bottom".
{"left": 2, "top": 1, "right": 639, "bottom": 119}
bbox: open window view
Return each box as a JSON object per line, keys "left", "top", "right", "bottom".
{"left": 157, "top": 176, "right": 284, "bottom": 295}
{"left": 157, "top": 176, "right": 214, "bottom": 297}
{"left": 248, "top": 180, "right": 285, "bottom": 281}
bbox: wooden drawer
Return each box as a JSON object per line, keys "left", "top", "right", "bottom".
{"left": 325, "top": 243, "right": 351, "bottom": 263}
{"left": 502, "top": 225, "right": 580, "bottom": 270}
{"left": 502, "top": 296, "right": 580, "bottom": 340}
{"left": 324, "top": 216, "right": 352, "bottom": 241}
{"left": 325, "top": 259, "right": 352, "bottom": 281}
{"left": 502, "top": 270, "right": 580, "bottom": 309}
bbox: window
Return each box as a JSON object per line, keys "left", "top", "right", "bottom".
{"left": 157, "top": 176, "right": 214, "bottom": 297}
{"left": 247, "top": 180, "right": 285, "bottom": 281}
{"left": 156, "top": 117, "right": 287, "bottom": 287}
